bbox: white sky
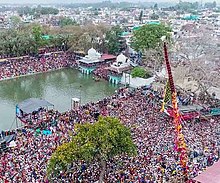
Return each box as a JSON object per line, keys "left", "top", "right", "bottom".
{"left": 0, "top": 0, "right": 219, "bottom": 4}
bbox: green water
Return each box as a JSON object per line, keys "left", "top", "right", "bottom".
{"left": 0, "top": 68, "right": 118, "bottom": 130}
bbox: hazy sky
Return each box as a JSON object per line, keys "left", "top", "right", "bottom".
{"left": 0, "top": 0, "right": 219, "bottom": 4}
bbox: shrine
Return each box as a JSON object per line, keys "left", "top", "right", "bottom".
{"left": 78, "top": 48, "right": 116, "bottom": 75}
{"left": 107, "top": 53, "right": 131, "bottom": 84}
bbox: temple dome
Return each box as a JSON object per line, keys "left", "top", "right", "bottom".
{"left": 111, "top": 53, "right": 130, "bottom": 68}
{"left": 88, "top": 48, "right": 97, "bottom": 57}
{"left": 116, "top": 53, "right": 126, "bottom": 63}
{"left": 86, "top": 48, "right": 101, "bottom": 59}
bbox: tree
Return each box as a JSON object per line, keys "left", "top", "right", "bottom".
{"left": 213, "top": 1, "right": 217, "bottom": 8}
{"left": 32, "top": 25, "right": 44, "bottom": 53}
{"left": 175, "top": 1, "right": 199, "bottom": 11}
{"left": 173, "top": 24, "right": 218, "bottom": 65}
{"left": 105, "top": 25, "right": 123, "bottom": 54}
{"left": 0, "top": 28, "right": 38, "bottom": 57}
{"left": 131, "top": 67, "right": 151, "bottom": 78}
{"left": 172, "top": 24, "right": 220, "bottom": 101}
{"left": 131, "top": 24, "right": 172, "bottom": 70}
{"left": 0, "top": 22, "right": 109, "bottom": 57}
{"left": 47, "top": 116, "right": 137, "bottom": 182}
{"left": 10, "top": 15, "right": 22, "bottom": 28}
{"left": 40, "top": 7, "right": 59, "bottom": 15}
{"left": 131, "top": 24, "right": 172, "bottom": 52}
{"left": 143, "top": 47, "right": 165, "bottom": 71}
{"left": 48, "top": 24, "right": 109, "bottom": 53}
{"left": 17, "top": 6, "right": 59, "bottom": 16}
{"left": 153, "top": 3, "right": 158, "bottom": 10}
{"left": 204, "top": 1, "right": 217, "bottom": 9}
{"left": 58, "top": 17, "right": 77, "bottom": 28}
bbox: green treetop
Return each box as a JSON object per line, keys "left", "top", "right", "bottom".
{"left": 131, "top": 67, "right": 151, "bottom": 78}
{"left": 58, "top": 17, "right": 78, "bottom": 28}
{"left": 32, "top": 25, "right": 44, "bottom": 48}
{"left": 131, "top": 24, "right": 172, "bottom": 52}
{"left": 47, "top": 116, "right": 137, "bottom": 182}
{"left": 105, "top": 25, "right": 123, "bottom": 54}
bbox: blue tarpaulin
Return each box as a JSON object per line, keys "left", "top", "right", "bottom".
{"left": 42, "top": 130, "right": 52, "bottom": 135}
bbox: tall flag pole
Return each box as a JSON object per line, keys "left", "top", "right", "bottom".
{"left": 163, "top": 40, "right": 188, "bottom": 178}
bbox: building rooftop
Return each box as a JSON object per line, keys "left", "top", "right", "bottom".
{"left": 106, "top": 66, "right": 131, "bottom": 73}
{"left": 101, "top": 54, "right": 116, "bottom": 60}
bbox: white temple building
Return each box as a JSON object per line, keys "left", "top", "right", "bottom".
{"left": 78, "top": 48, "right": 116, "bottom": 75}
{"left": 79, "top": 48, "right": 101, "bottom": 64}
{"left": 78, "top": 48, "right": 103, "bottom": 74}
{"left": 107, "top": 53, "right": 132, "bottom": 84}
{"left": 111, "top": 53, "right": 130, "bottom": 70}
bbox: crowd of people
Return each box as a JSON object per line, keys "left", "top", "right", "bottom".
{"left": 17, "top": 108, "right": 60, "bottom": 130}
{"left": 1, "top": 86, "right": 220, "bottom": 182}
{"left": 0, "top": 51, "right": 219, "bottom": 182}
{"left": 0, "top": 51, "right": 76, "bottom": 81}
{"left": 93, "top": 63, "right": 110, "bottom": 80}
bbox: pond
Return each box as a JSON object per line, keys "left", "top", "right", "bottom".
{"left": 0, "top": 68, "right": 118, "bottom": 130}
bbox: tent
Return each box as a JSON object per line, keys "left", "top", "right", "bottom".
{"left": 17, "top": 98, "right": 54, "bottom": 114}
{"left": 194, "top": 161, "right": 220, "bottom": 183}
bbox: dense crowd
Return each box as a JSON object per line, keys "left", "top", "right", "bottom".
{"left": 93, "top": 63, "right": 110, "bottom": 80}
{"left": 1, "top": 87, "right": 220, "bottom": 182}
{"left": 0, "top": 52, "right": 76, "bottom": 81}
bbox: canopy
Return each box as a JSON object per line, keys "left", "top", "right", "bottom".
{"left": 194, "top": 161, "right": 220, "bottom": 183}
{"left": 17, "top": 98, "right": 54, "bottom": 114}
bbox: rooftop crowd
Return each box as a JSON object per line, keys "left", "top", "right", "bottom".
{"left": 1, "top": 86, "right": 220, "bottom": 182}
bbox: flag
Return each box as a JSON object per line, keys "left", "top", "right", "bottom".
{"left": 161, "top": 80, "right": 172, "bottom": 112}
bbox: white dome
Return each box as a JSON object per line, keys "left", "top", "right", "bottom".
{"left": 88, "top": 48, "right": 97, "bottom": 57}
{"left": 116, "top": 53, "right": 126, "bottom": 63}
